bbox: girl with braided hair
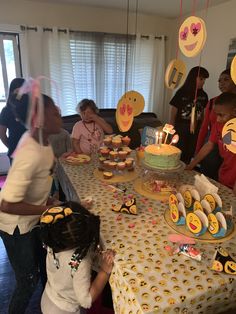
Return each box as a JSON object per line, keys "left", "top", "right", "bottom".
{"left": 40, "top": 201, "right": 115, "bottom": 314}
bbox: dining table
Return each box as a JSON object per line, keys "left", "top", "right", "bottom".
{"left": 57, "top": 156, "right": 236, "bottom": 314}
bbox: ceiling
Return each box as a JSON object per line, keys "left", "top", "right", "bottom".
{"left": 28, "top": 0, "right": 230, "bottom": 18}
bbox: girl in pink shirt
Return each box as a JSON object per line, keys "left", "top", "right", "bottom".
{"left": 72, "top": 99, "right": 113, "bottom": 155}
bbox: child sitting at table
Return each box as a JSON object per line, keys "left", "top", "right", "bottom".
{"left": 40, "top": 201, "right": 115, "bottom": 314}
{"left": 186, "top": 92, "right": 236, "bottom": 195}
{"left": 72, "top": 99, "right": 113, "bottom": 155}
{"left": 49, "top": 127, "right": 72, "bottom": 201}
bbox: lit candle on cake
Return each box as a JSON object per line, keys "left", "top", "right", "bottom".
{"left": 159, "top": 132, "right": 163, "bottom": 147}
{"left": 156, "top": 131, "right": 159, "bottom": 145}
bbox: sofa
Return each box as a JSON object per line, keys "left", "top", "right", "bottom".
{"left": 62, "top": 109, "right": 162, "bottom": 149}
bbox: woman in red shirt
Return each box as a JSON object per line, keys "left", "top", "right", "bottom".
{"left": 196, "top": 69, "right": 236, "bottom": 180}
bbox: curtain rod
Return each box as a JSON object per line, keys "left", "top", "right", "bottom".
{"left": 20, "top": 25, "right": 167, "bottom": 40}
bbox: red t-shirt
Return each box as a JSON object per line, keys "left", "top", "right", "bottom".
{"left": 209, "top": 122, "right": 236, "bottom": 189}
{"left": 195, "top": 97, "right": 217, "bottom": 153}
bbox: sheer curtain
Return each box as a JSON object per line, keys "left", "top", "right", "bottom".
{"left": 132, "top": 34, "right": 165, "bottom": 117}
{"left": 22, "top": 27, "right": 166, "bottom": 119}
{"left": 21, "top": 26, "right": 77, "bottom": 115}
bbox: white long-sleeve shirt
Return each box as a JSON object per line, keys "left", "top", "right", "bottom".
{"left": 0, "top": 132, "right": 54, "bottom": 235}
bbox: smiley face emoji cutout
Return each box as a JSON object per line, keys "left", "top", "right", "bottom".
{"left": 165, "top": 59, "right": 186, "bottom": 89}
{"left": 231, "top": 55, "right": 236, "bottom": 85}
{"left": 186, "top": 212, "right": 202, "bottom": 234}
{"left": 179, "top": 16, "right": 207, "bottom": 57}
{"left": 116, "top": 90, "right": 145, "bottom": 132}
{"left": 222, "top": 118, "right": 236, "bottom": 154}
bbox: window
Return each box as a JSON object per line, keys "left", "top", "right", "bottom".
{"left": 70, "top": 32, "right": 135, "bottom": 112}
{"left": 0, "top": 32, "right": 22, "bottom": 152}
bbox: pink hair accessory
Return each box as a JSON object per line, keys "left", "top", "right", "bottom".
{"left": 16, "top": 76, "right": 60, "bottom": 145}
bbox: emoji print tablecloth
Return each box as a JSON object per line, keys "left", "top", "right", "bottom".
{"left": 57, "top": 160, "right": 236, "bottom": 314}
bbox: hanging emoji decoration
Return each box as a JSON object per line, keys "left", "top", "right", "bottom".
{"left": 230, "top": 55, "right": 236, "bottom": 85}
{"left": 165, "top": 59, "right": 186, "bottom": 89}
{"left": 116, "top": 91, "right": 145, "bottom": 132}
{"left": 211, "top": 247, "right": 236, "bottom": 275}
{"left": 179, "top": 16, "right": 207, "bottom": 58}
{"left": 222, "top": 118, "right": 236, "bottom": 154}
{"left": 112, "top": 197, "right": 137, "bottom": 215}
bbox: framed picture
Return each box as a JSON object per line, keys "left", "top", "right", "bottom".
{"left": 226, "top": 38, "right": 236, "bottom": 68}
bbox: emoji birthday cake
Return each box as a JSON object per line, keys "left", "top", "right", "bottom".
{"left": 143, "top": 124, "right": 182, "bottom": 170}
{"left": 144, "top": 144, "right": 181, "bottom": 170}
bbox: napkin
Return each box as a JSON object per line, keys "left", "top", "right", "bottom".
{"left": 194, "top": 174, "right": 218, "bottom": 198}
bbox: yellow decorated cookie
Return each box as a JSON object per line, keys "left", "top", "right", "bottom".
{"left": 193, "top": 200, "right": 203, "bottom": 212}
{"left": 208, "top": 213, "right": 219, "bottom": 235}
{"left": 184, "top": 190, "right": 193, "bottom": 209}
{"left": 170, "top": 203, "right": 179, "bottom": 223}
{"left": 186, "top": 212, "right": 202, "bottom": 234}
{"left": 204, "top": 194, "right": 216, "bottom": 211}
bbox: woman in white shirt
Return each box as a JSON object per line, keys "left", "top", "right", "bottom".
{"left": 0, "top": 89, "right": 62, "bottom": 314}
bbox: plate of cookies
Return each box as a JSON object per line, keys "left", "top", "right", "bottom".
{"left": 63, "top": 153, "right": 91, "bottom": 165}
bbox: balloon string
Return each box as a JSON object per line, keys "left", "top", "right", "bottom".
{"left": 125, "top": 0, "right": 130, "bottom": 93}
{"left": 192, "top": 0, "right": 197, "bottom": 16}
{"left": 191, "top": 0, "right": 209, "bottom": 133}
{"left": 175, "top": 0, "right": 183, "bottom": 60}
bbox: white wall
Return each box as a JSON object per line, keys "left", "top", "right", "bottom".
{"left": 0, "top": 0, "right": 174, "bottom": 35}
{"left": 170, "top": 0, "right": 236, "bottom": 100}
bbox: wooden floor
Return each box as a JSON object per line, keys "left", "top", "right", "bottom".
{"left": 0, "top": 238, "right": 114, "bottom": 314}
{"left": 0, "top": 238, "right": 43, "bottom": 314}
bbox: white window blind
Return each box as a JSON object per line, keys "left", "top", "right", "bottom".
{"left": 70, "top": 32, "right": 135, "bottom": 111}
{"left": 44, "top": 28, "right": 165, "bottom": 117}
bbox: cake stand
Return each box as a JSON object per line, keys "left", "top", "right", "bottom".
{"left": 134, "top": 160, "right": 185, "bottom": 201}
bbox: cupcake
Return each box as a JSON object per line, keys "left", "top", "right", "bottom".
{"left": 99, "top": 157, "right": 106, "bottom": 164}
{"left": 100, "top": 148, "right": 110, "bottom": 158}
{"left": 104, "top": 137, "right": 112, "bottom": 146}
{"left": 122, "top": 146, "right": 132, "bottom": 155}
{"left": 108, "top": 161, "right": 117, "bottom": 170}
{"left": 112, "top": 137, "right": 122, "bottom": 149}
{"left": 118, "top": 151, "right": 128, "bottom": 160}
{"left": 103, "top": 171, "right": 113, "bottom": 179}
{"left": 125, "top": 157, "right": 134, "bottom": 168}
{"left": 117, "top": 162, "right": 126, "bottom": 170}
{"left": 109, "top": 150, "right": 118, "bottom": 160}
{"left": 103, "top": 160, "right": 110, "bottom": 169}
{"left": 122, "top": 136, "right": 131, "bottom": 146}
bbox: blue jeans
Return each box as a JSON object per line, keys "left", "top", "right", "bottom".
{"left": 0, "top": 226, "right": 47, "bottom": 314}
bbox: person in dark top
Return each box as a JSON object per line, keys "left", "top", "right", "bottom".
{"left": 0, "top": 78, "right": 26, "bottom": 164}
{"left": 169, "top": 66, "right": 209, "bottom": 164}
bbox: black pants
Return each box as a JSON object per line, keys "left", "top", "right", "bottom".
{"left": 200, "top": 145, "right": 223, "bottom": 181}
{"left": 0, "top": 227, "right": 47, "bottom": 314}
{"left": 175, "top": 122, "right": 200, "bottom": 164}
